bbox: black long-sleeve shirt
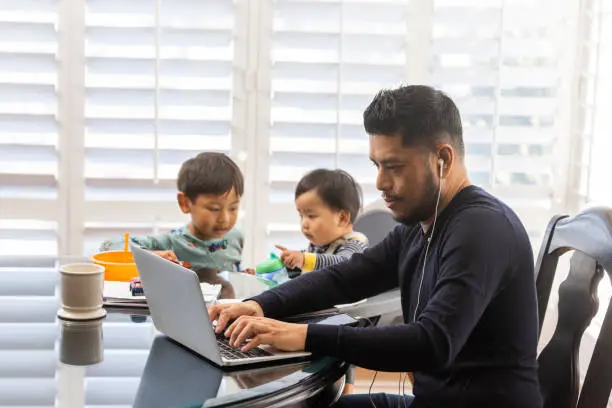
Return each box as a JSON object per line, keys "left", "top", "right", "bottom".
{"left": 251, "top": 186, "right": 543, "bottom": 408}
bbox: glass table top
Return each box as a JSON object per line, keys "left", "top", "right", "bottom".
{"left": 0, "top": 256, "right": 347, "bottom": 408}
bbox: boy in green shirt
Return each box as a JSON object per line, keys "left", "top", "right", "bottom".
{"left": 100, "top": 152, "right": 247, "bottom": 273}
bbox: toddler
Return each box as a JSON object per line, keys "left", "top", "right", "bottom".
{"left": 100, "top": 152, "right": 246, "bottom": 273}
{"left": 276, "top": 168, "right": 368, "bottom": 276}
{"left": 275, "top": 168, "right": 367, "bottom": 395}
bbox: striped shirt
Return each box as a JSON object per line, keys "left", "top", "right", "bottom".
{"left": 300, "top": 231, "right": 368, "bottom": 273}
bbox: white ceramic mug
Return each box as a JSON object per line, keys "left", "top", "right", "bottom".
{"left": 59, "top": 319, "right": 104, "bottom": 366}
{"left": 58, "top": 263, "right": 106, "bottom": 321}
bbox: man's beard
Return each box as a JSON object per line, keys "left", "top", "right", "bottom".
{"left": 392, "top": 167, "right": 439, "bottom": 226}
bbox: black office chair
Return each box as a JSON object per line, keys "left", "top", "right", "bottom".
{"left": 534, "top": 206, "right": 612, "bottom": 408}
{"left": 354, "top": 208, "right": 399, "bottom": 247}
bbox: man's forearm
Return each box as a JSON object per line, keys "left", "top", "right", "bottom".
{"left": 305, "top": 323, "right": 438, "bottom": 372}
{"left": 252, "top": 229, "right": 403, "bottom": 319}
{"left": 251, "top": 253, "right": 398, "bottom": 318}
{"left": 251, "top": 267, "right": 362, "bottom": 318}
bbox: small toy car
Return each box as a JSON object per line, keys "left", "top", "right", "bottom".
{"left": 129, "top": 277, "right": 144, "bottom": 296}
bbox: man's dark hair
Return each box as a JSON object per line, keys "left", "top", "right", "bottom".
{"left": 363, "top": 85, "right": 464, "bottom": 156}
{"left": 177, "top": 152, "right": 244, "bottom": 201}
{"left": 295, "top": 169, "right": 362, "bottom": 223}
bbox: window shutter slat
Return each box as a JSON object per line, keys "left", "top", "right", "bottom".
{"left": 0, "top": 1, "right": 58, "bottom": 257}
{"left": 266, "top": 0, "right": 412, "bottom": 251}
{"left": 83, "top": 0, "right": 237, "bottom": 255}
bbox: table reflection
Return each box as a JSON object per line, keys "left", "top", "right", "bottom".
{"left": 59, "top": 319, "right": 104, "bottom": 366}
{"left": 133, "top": 335, "right": 327, "bottom": 408}
{"left": 1, "top": 257, "right": 377, "bottom": 407}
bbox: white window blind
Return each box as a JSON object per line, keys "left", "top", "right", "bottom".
{"left": 261, "top": 0, "right": 575, "bottom": 256}
{"left": 0, "top": 0, "right": 59, "bottom": 257}
{"left": 82, "top": 0, "right": 241, "bottom": 255}
{"left": 430, "top": 0, "right": 574, "bottom": 248}
{"left": 580, "top": 0, "right": 612, "bottom": 206}
{"left": 576, "top": 0, "right": 612, "bottom": 339}
{"left": 0, "top": 0, "right": 595, "bottom": 262}
{"left": 263, "top": 0, "right": 419, "bottom": 254}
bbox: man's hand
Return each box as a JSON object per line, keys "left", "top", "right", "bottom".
{"left": 225, "top": 316, "right": 308, "bottom": 353}
{"left": 208, "top": 300, "right": 264, "bottom": 333}
{"left": 151, "top": 250, "right": 178, "bottom": 263}
{"left": 275, "top": 245, "right": 305, "bottom": 269}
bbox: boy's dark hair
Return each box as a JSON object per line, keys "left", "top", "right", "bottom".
{"left": 177, "top": 152, "right": 244, "bottom": 201}
{"left": 295, "top": 169, "right": 362, "bottom": 223}
{"left": 363, "top": 85, "right": 465, "bottom": 157}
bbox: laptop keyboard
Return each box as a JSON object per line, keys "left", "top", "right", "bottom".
{"left": 215, "top": 333, "right": 273, "bottom": 360}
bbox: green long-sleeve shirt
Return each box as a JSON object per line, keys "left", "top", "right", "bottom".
{"left": 100, "top": 226, "right": 244, "bottom": 272}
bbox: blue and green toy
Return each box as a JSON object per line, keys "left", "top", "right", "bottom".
{"left": 255, "top": 252, "right": 290, "bottom": 287}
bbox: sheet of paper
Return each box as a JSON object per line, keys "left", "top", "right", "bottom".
{"left": 200, "top": 282, "right": 223, "bottom": 300}
{"left": 103, "top": 281, "right": 222, "bottom": 303}
{"left": 103, "top": 281, "right": 146, "bottom": 302}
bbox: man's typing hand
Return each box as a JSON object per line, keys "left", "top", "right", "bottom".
{"left": 208, "top": 300, "right": 264, "bottom": 333}
{"left": 224, "top": 316, "right": 308, "bottom": 353}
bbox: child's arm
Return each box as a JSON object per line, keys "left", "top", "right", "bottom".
{"left": 301, "top": 238, "right": 368, "bottom": 273}
{"left": 99, "top": 233, "right": 173, "bottom": 252}
{"left": 229, "top": 228, "right": 252, "bottom": 273}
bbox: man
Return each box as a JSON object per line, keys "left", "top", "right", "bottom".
{"left": 209, "top": 85, "right": 543, "bottom": 408}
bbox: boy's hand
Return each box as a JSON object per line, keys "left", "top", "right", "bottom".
{"left": 275, "top": 245, "right": 305, "bottom": 269}
{"left": 243, "top": 268, "right": 256, "bottom": 275}
{"left": 151, "top": 250, "right": 178, "bottom": 263}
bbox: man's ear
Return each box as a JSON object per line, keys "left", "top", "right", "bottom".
{"left": 177, "top": 192, "right": 191, "bottom": 214}
{"left": 436, "top": 143, "right": 455, "bottom": 178}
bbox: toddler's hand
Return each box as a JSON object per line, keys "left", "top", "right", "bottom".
{"left": 151, "top": 250, "right": 178, "bottom": 263}
{"left": 275, "top": 245, "right": 304, "bottom": 269}
{"left": 243, "top": 268, "right": 256, "bottom": 275}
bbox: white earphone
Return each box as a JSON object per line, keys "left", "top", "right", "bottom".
{"left": 412, "top": 156, "right": 445, "bottom": 322}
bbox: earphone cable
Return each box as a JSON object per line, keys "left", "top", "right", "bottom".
{"left": 412, "top": 171, "right": 443, "bottom": 322}
{"left": 368, "top": 370, "right": 379, "bottom": 408}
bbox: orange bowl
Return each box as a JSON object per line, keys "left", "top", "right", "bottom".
{"left": 90, "top": 251, "right": 138, "bottom": 282}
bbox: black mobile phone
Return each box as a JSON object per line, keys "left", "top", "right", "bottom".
{"left": 310, "top": 313, "right": 359, "bottom": 327}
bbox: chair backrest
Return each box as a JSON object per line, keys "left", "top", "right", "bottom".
{"left": 534, "top": 206, "right": 612, "bottom": 408}
{"left": 353, "top": 208, "right": 399, "bottom": 247}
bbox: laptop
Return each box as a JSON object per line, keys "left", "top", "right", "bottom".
{"left": 131, "top": 243, "right": 332, "bottom": 367}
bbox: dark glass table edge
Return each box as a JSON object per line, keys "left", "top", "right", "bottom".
{"left": 202, "top": 356, "right": 349, "bottom": 408}
{"left": 3, "top": 255, "right": 380, "bottom": 407}
{"left": 106, "top": 308, "right": 352, "bottom": 407}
